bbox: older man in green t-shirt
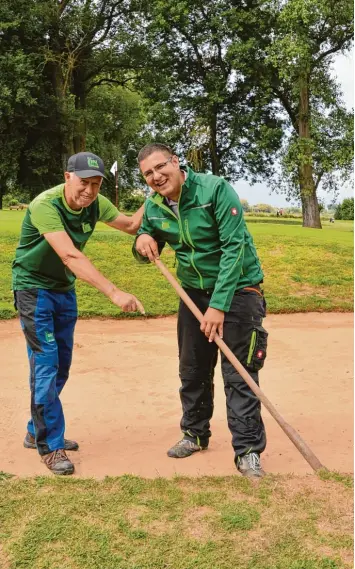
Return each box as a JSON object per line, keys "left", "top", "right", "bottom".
{"left": 12, "top": 151, "right": 145, "bottom": 476}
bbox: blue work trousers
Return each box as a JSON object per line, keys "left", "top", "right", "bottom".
{"left": 15, "top": 289, "right": 77, "bottom": 455}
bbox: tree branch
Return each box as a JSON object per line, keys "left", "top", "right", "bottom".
{"left": 312, "top": 35, "right": 354, "bottom": 67}
{"left": 272, "top": 86, "right": 298, "bottom": 132}
{"left": 91, "top": 1, "right": 124, "bottom": 47}
{"left": 86, "top": 76, "right": 135, "bottom": 93}
{"left": 58, "top": 0, "right": 71, "bottom": 17}
{"left": 311, "top": 13, "right": 332, "bottom": 45}
{"left": 83, "top": 60, "right": 145, "bottom": 82}
{"left": 172, "top": 25, "right": 207, "bottom": 82}
{"left": 314, "top": 170, "right": 324, "bottom": 190}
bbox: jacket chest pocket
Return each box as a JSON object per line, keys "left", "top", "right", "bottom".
{"left": 183, "top": 205, "right": 217, "bottom": 241}
{"left": 149, "top": 216, "right": 180, "bottom": 243}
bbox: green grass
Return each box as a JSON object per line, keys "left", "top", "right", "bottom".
{"left": 0, "top": 211, "right": 353, "bottom": 318}
{"left": 0, "top": 472, "right": 353, "bottom": 569}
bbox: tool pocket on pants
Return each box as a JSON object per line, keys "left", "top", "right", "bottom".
{"left": 246, "top": 326, "right": 268, "bottom": 371}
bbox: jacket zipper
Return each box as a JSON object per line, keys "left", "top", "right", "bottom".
{"left": 184, "top": 218, "right": 204, "bottom": 288}
{"left": 150, "top": 198, "right": 177, "bottom": 220}
{"left": 151, "top": 194, "right": 204, "bottom": 286}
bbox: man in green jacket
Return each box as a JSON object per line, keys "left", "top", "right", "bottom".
{"left": 133, "top": 143, "right": 268, "bottom": 478}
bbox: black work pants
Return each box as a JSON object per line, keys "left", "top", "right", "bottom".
{"left": 177, "top": 287, "right": 268, "bottom": 461}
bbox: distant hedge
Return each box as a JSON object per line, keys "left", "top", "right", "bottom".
{"left": 335, "top": 197, "right": 354, "bottom": 220}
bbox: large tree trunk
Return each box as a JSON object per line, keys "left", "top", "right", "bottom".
{"left": 73, "top": 69, "right": 87, "bottom": 154}
{"left": 48, "top": 60, "right": 74, "bottom": 168}
{"left": 300, "top": 191, "right": 321, "bottom": 227}
{"left": 47, "top": 9, "right": 73, "bottom": 170}
{"left": 209, "top": 106, "right": 220, "bottom": 176}
{"left": 299, "top": 77, "right": 322, "bottom": 228}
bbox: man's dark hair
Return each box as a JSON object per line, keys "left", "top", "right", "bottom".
{"left": 138, "top": 143, "right": 173, "bottom": 164}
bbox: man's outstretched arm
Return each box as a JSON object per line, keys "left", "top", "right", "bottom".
{"left": 44, "top": 231, "right": 145, "bottom": 313}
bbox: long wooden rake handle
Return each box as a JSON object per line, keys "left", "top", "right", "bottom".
{"left": 154, "top": 258, "right": 325, "bottom": 473}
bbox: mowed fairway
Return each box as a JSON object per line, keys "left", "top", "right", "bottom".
{"left": 0, "top": 210, "right": 353, "bottom": 318}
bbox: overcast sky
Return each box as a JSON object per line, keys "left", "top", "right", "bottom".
{"left": 234, "top": 48, "right": 354, "bottom": 207}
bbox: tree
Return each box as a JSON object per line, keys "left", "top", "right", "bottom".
{"left": 240, "top": 199, "right": 251, "bottom": 212}
{"left": 0, "top": 0, "right": 48, "bottom": 207}
{"left": 26, "top": 0, "right": 147, "bottom": 165}
{"left": 253, "top": 203, "right": 274, "bottom": 213}
{"left": 227, "top": 0, "right": 354, "bottom": 228}
{"left": 0, "top": 0, "right": 149, "bottom": 202}
{"left": 139, "top": 0, "right": 284, "bottom": 180}
{"left": 1, "top": 0, "right": 353, "bottom": 220}
{"left": 85, "top": 84, "right": 148, "bottom": 203}
{"left": 335, "top": 197, "right": 354, "bottom": 220}
{"left": 141, "top": 0, "right": 353, "bottom": 228}
{"left": 285, "top": 206, "right": 302, "bottom": 214}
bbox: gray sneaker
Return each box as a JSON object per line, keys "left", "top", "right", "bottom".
{"left": 24, "top": 432, "right": 79, "bottom": 451}
{"left": 237, "top": 452, "right": 265, "bottom": 478}
{"left": 42, "top": 449, "right": 75, "bottom": 475}
{"left": 167, "top": 438, "right": 207, "bottom": 458}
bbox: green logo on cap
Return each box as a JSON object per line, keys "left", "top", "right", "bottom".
{"left": 87, "top": 157, "right": 99, "bottom": 168}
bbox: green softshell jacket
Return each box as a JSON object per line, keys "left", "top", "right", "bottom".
{"left": 133, "top": 167, "right": 263, "bottom": 312}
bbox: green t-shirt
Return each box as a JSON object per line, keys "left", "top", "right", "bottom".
{"left": 12, "top": 184, "right": 119, "bottom": 291}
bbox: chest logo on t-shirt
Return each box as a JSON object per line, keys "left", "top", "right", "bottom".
{"left": 82, "top": 222, "right": 92, "bottom": 233}
{"left": 162, "top": 221, "right": 170, "bottom": 229}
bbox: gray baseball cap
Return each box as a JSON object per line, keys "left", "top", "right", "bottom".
{"left": 67, "top": 152, "right": 106, "bottom": 179}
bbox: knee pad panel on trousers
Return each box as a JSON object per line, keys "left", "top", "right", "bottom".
{"left": 179, "top": 366, "right": 214, "bottom": 381}
{"left": 30, "top": 352, "right": 59, "bottom": 405}
{"left": 223, "top": 369, "right": 260, "bottom": 387}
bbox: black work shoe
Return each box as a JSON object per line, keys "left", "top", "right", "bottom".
{"left": 237, "top": 452, "right": 265, "bottom": 478}
{"left": 42, "top": 449, "right": 75, "bottom": 475}
{"left": 24, "top": 433, "right": 79, "bottom": 452}
{"left": 167, "top": 438, "right": 207, "bottom": 458}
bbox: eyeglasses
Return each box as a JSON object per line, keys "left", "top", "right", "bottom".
{"left": 142, "top": 156, "right": 173, "bottom": 181}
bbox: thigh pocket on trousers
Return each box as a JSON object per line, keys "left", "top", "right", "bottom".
{"left": 246, "top": 326, "right": 268, "bottom": 372}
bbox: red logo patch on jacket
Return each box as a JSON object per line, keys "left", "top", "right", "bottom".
{"left": 231, "top": 207, "right": 238, "bottom": 216}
